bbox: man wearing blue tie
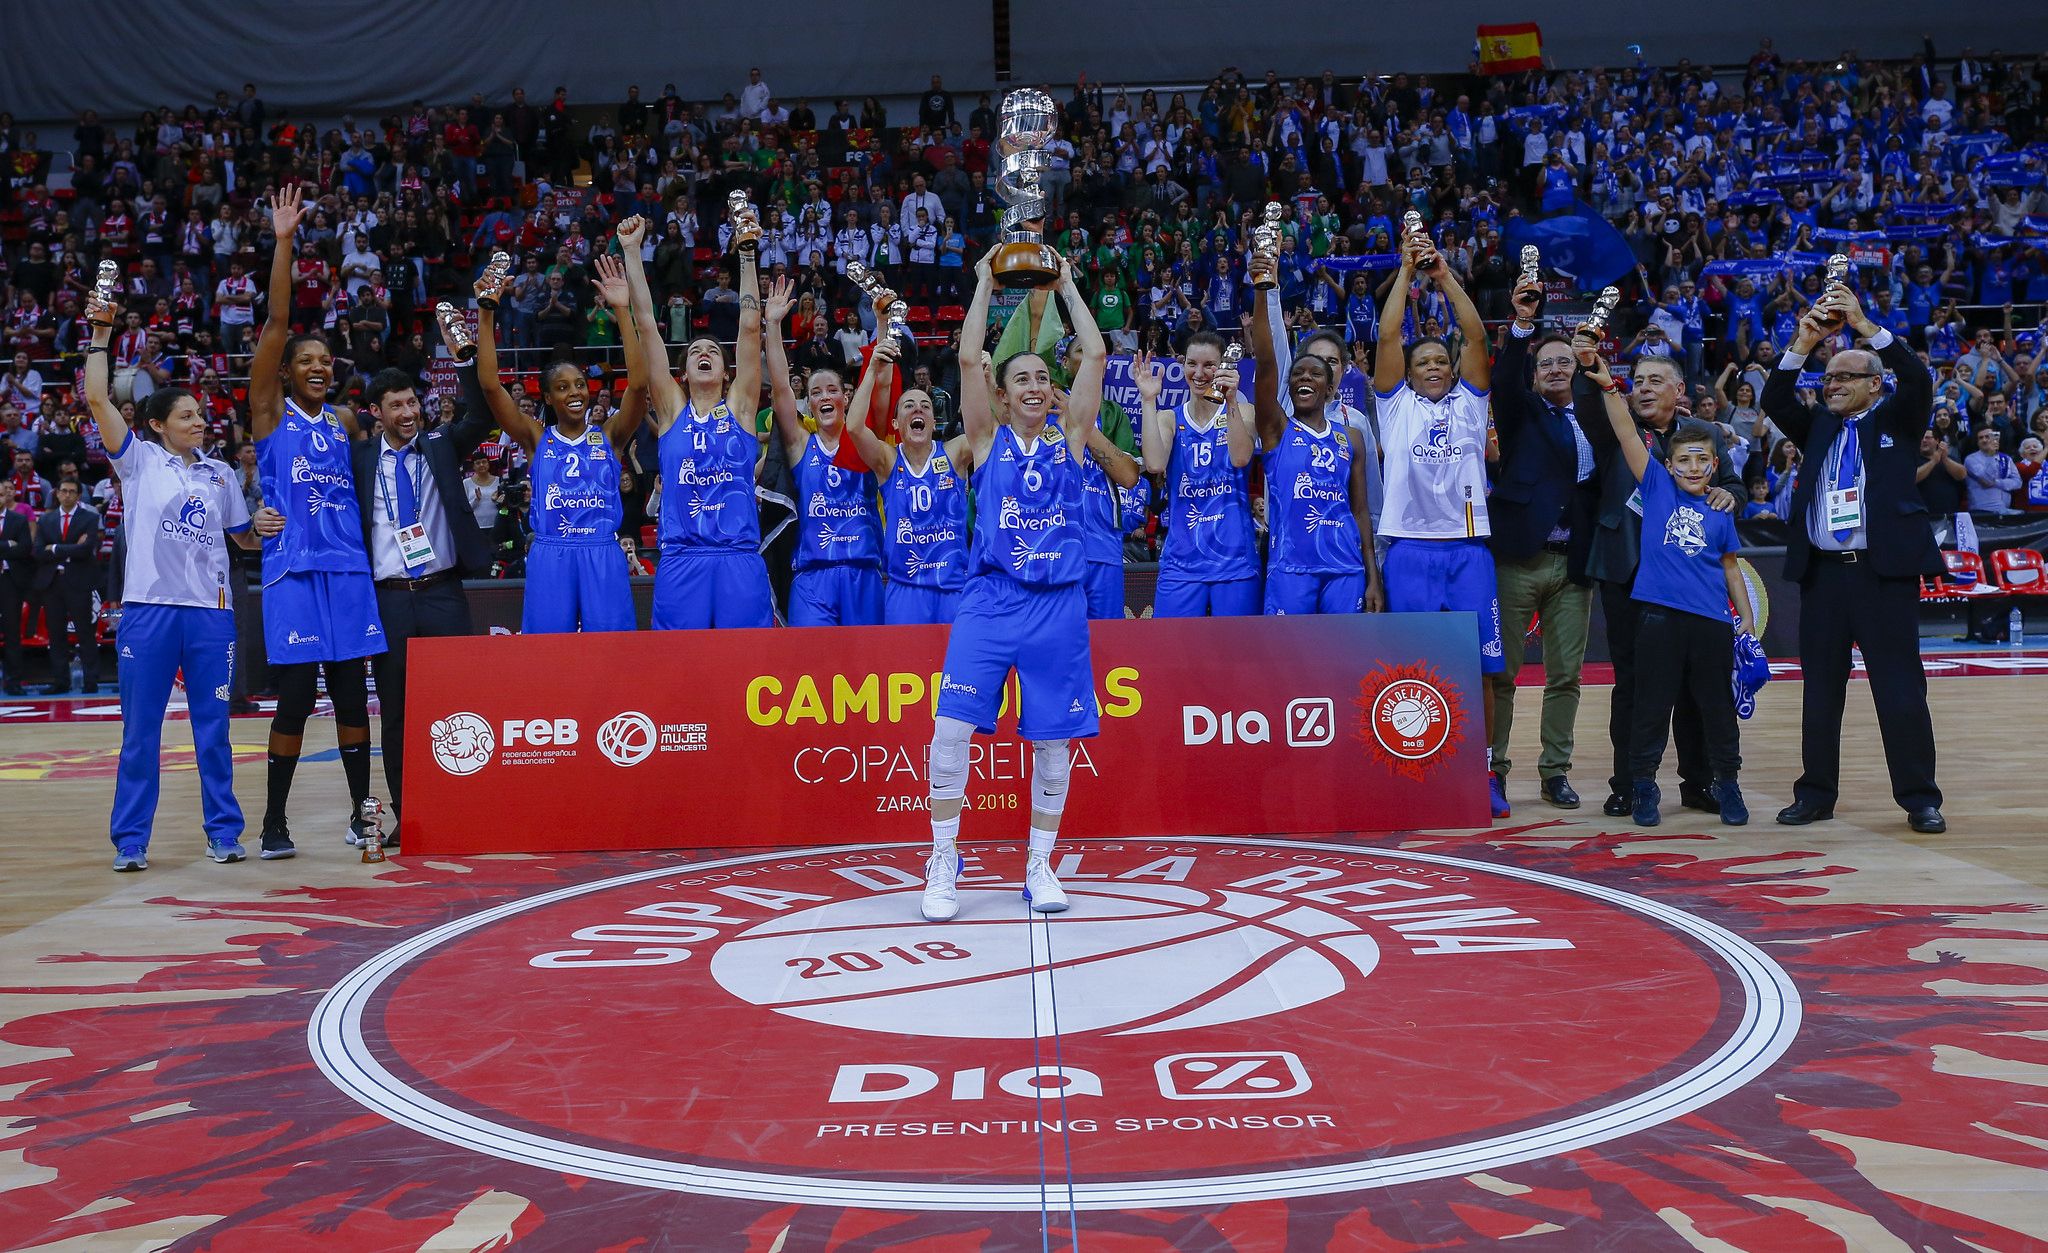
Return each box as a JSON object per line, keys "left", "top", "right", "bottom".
{"left": 1763, "top": 287, "right": 1946, "bottom": 834}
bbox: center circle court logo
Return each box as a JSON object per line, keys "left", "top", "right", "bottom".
{"left": 427, "top": 712, "right": 495, "bottom": 776}
{"left": 596, "top": 711, "right": 656, "bottom": 767}
{"left": 312, "top": 837, "right": 1800, "bottom": 1211}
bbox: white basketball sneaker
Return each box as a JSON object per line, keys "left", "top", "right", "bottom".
{"left": 922, "top": 846, "right": 962, "bottom": 921}
{"left": 1023, "top": 854, "right": 1069, "bottom": 913}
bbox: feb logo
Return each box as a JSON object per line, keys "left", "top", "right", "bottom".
{"left": 428, "top": 712, "right": 495, "bottom": 776}
{"left": 311, "top": 838, "right": 1799, "bottom": 1211}
{"left": 1357, "top": 662, "right": 1464, "bottom": 781}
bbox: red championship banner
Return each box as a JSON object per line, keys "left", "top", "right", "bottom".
{"left": 402, "top": 613, "right": 1487, "bottom": 853}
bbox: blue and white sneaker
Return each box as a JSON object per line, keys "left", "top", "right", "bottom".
{"left": 922, "top": 847, "right": 962, "bottom": 921}
{"left": 207, "top": 839, "right": 247, "bottom": 864}
{"left": 1023, "top": 854, "right": 1069, "bottom": 913}
{"left": 1489, "top": 772, "right": 1512, "bottom": 820}
{"left": 112, "top": 844, "right": 148, "bottom": 872}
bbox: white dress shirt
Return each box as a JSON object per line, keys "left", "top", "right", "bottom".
{"left": 369, "top": 436, "right": 456, "bottom": 580}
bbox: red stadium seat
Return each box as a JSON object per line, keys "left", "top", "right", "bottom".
{"left": 639, "top": 526, "right": 657, "bottom": 550}
{"left": 1990, "top": 548, "right": 2048, "bottom": 595}
{"left": 904, "top": 306, "right": 935, "bottom": 326}
{"left": 935, "top": 305, "right": 967, "bottom": 322}
{"left": 1942, "top": 550, "right": 2002, "bottom": 595}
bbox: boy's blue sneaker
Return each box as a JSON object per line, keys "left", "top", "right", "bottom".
{"left": 208, "top": 839, "right": 247, "bottom": 864}
{"left": 1632, "top": 779, "right": 1662, "bottom": 827}
{"left": 112, "top": 845, "right": 148, "bottom": 872}
{"left": 1715, "top": 778, "right": 1750, "bottom": 826}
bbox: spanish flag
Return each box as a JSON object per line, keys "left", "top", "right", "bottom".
{"left": 1477, "top": 23, "right": 1544, "bottom": 75}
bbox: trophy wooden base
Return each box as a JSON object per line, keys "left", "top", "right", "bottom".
{"left": 991, "top": 241, "right": 1059, "bottom": 289}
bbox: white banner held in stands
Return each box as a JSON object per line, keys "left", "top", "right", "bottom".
{"left": 1954, "top": 510, "right": 1981, "bottom": 555}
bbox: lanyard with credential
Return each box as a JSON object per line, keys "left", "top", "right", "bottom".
{"left": 378, "top": 444, "right": 429, "bottom": 527}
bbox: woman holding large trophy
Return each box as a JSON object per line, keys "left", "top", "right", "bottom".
{"left": 915, "top": 92, "right": 1109, "bottom": 925}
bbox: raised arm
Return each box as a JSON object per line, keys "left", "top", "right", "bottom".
{"left": 1576, "top": 330, "right": 1646, "bottom": 481}
{"left": 474, "top": 300, "right": 540, "bottom": 454}
{"left": 248, "top": 183, "right": 306, "bottom": 438}
{"left": 598, "top": 233, "right": 650, "bottom": 447}
{"left": 730, "top": 247, "right": 763, "bottom": 430}
{"left": 1427, "top": 251, "right": 1489, "bottom": 390}
{"left": 598, "top": 255, "right": 643, "bottom": 450}
{"left": 1222, "top": 357, "right": 1255, "bottom": 468}
{"left": 81, "top": 290, "right": 129, "bottom": 454}
{"left": 960, "top": 252, "right": 998, "bottom": 457}
{"left": 1135, "top": 352, "right": 1171, "bottom": 473}
{"left": 844, "top": 336, "right": 902, "bottom": 478}
{"left": 1762, "top": 306, "right": 1833, "bottom": 447}
{"left": 1245, "top": 269, "right": 1288, "bottom": 450}
{"left": 1374, "top": 239, "right": 1420, "bottom": 395}
{"left": 616, "top": 217, "right": 684, "bottom": 426}
{"left": 761, "top": 276, "right": 805, "bottom": 462}
{"left": 1056, "top": 257, "right": 1106, "bottom": 462}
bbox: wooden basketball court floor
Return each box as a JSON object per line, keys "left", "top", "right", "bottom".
{"left": 1, "top": 676, "right": 2045, "bottom": 1251}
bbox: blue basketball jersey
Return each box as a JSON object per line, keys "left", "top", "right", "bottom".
{"left": 257, "top": 397, "right": 368, "bottom": 583}
{"left": 1078, "top": 418, "right": 1124, "bottom": 567}
{"left": 1162, "top": 406, "right": 1256, "bottom": 580}
{"left": 530, "top": 425, "right": 623, "bottom": 540}
{"left": 968, "top": 423, "right": 1086, "bottom": 587}
{"left": 657, "top": 400, "right": 758, "bottom": 551}
{"left": 792, "top": 433, "right": 882, "bottom": 570}
{"left": 1262, "top": 418, "right": 1365, "bottom": 574}
{"left": 882, "top": 448, "right": 969, "bottom": 589}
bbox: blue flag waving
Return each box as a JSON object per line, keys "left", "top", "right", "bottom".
{"left": 1503, "top": 199, "right": 1637, "bottom": 288}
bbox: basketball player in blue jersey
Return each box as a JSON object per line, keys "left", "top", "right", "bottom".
{"left": 1374, "top": 231, "right": 1510, "bottom": 816}
{"left": 616, "top": 206, "right": 772, "bottom": 628}
{"left": 1245, "top": 253, "right": 1385, "bottom": 618}
{"left": 82, "top": 287, "right": 286, "bottom": 869}
{"left": 1136, "top": 333, "right": 1260, "bottom": 616}
{"left": 1061, "top": 337, "right": 1143, "bottom": 619}
{"left": 841, "top": 333, "right": 972, "bottom": 624}
{"left": 920, "top": 253, "right": 1106, "bottom": 922}
{"left": 760, "top": 276, "right": 884, "bottom": 625}
{"left": 247, "top": 185, "right": 382, "bottom": 858}
{"left": 472, "top": 243, "right": 647, "bottom": 633}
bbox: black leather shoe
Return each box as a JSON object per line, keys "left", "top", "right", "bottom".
{"left": 1602, "top": 791, "right": 1630, "bottom": 817}
{"left": 1679, "top": 784, "right": 1718, "bottom": 812}
{"left": 1541, "top": 776, "right": 1581, "bottom": 809}
{"left": 41, "top": 684, "right": 72, "bottom": 697}
{"left": 1775, "top": 801, "right": 1835, "bottom": 826}
{"left": 1906, "top": 807, "right": 1947, "bottom": 834}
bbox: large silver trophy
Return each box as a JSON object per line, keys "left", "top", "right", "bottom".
{"left": 1201, "top": 342, "right": 1243, "bottom": 406}
{"left": 846, "top": 260, "right": 912, "bottom": 348}
{"left": 990, "top": 89, "right": 1060, "bottom": 288}
{"left": 1519, "top": 245, "right": 1541, "bottom": 284}
{"left": 727, "top": 190, "right": 762, "bottom": 255}
{"left": 1819, "top": 253, "right": 1851, "bottom": 329}
{"left": 87, "top": 260, "right": 120, "bottom": 327}
{"left": 435, "top": 301, "right": 477, "bottom": 363}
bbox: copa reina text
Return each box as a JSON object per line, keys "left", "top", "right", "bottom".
{"left": 745, "top": 667, "right": 1143, "bottom": 726}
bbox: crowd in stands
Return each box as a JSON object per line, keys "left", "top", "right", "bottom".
{"left": 2, "top": 36, "right": 2047, "bottom": 637}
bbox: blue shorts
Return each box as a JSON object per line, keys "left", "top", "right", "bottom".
{"left": 1264, "top": 569, "right": 1364, "bottom": 616}
{"left": 1083, "top": 561, "right": 1126, "bottom": 620}
{"left": 1155, "top": 574, "right": 1261, "bottom": 618}
{"left": 651, "top": 547, "right": 774, "bottom": 630}
{"left": 263, "top": 569, "right": 386, "bottom": 664}
{"left": 935, "top": 576, "right": 1099, "bottom": 741}
{"left": 791, "top": 563, "right": 884, "bottom": 626}
{"left": 1383, "top": 537, "right": 1505, "bottom": 674}
{"left": 885, "top": 582, "right": 962, "bottom": 625}
{"left": 524, "top": 538, "right": 636, "bottom": 634}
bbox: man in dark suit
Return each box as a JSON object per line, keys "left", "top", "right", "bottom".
{"left": 0, "top": 479, "right": 32, "bottom": 694}
{"left": 32, "top": 478, "right": 103, "bottom": 694}
{"left": 1579, "top": 353, "right": 1744, "bottom": 819}
{"left": 1763, "top": 289, "right": 1945, "bottom": 833}
{"left": 1488, "top": 276, "right": 1600, "bottom": 809}
{"left": 351, "top": 366, "right": 495, "bottom": 818}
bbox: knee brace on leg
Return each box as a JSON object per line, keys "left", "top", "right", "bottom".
{"left": 928, "top": 715, "right": 975, "bottom": 801}
{"left": 1030, "top": 740, "right": 1072, "bottom": 816}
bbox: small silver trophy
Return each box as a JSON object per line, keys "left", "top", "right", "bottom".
{"left": 1581, "top": 286, "right": 1622, "bottom": 337}
{"left": 846, "top": 261, "right": 912, "bottom": 348}
{"left": 358, "top": 797, "right": 387, "bottom": 864}
{"left": 1820, "top": 253, "right": 1852, "bottom": 329}
{"left": 87, "top": 260, "right": 121, "bottom": 326}
{"left": 1251, "top": 202, "right": 1285, "bottom": 291}
{"left": 727, "top": 190, "right": 762, "bottom": 254}
{"left": 1202, "top": 342, "right": 1243, "bottom": 406}
{"left": 1402, "top": 210, "right": 1438, "bottom": 268}
{"left": 435, "top": 302, "right": 477, "bottom": 363}
{"left": 1519, "top": 245, "right": 1541, "bottom": 284}
{"left": 475, "top": 250, "right": 513, "bottom": 310}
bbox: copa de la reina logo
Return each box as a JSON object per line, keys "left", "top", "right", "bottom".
{"left": 312, "top": 838, "right": 1799, "bottom": 1211}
